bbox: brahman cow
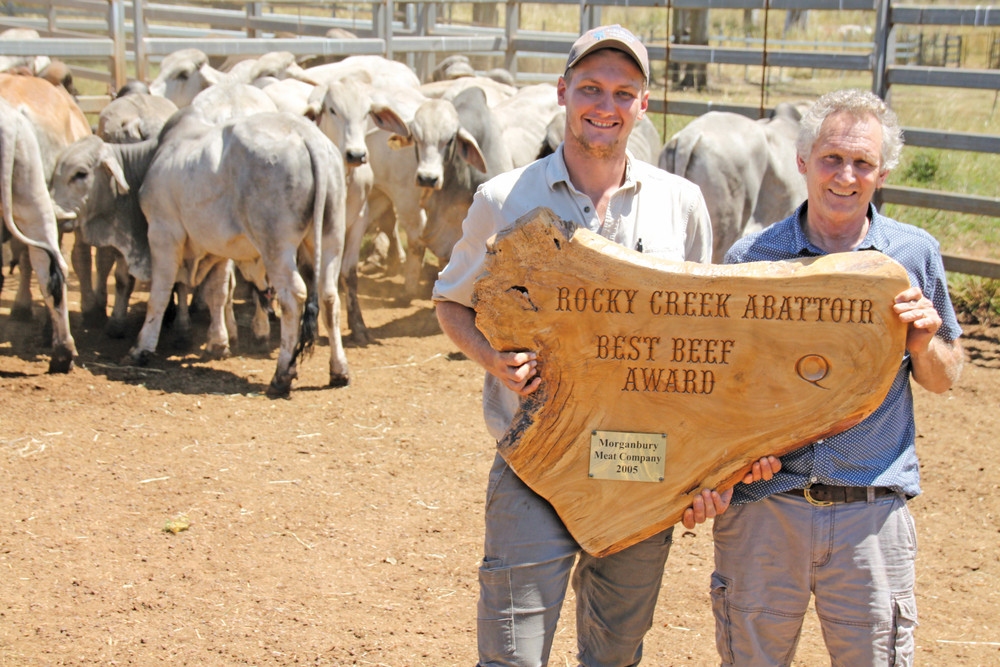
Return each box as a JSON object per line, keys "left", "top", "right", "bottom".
{"left": 149, "top": 48, "right": 314, "bottom": 108}
{"left": 0, "top": 96, "right": 76, "bottom": 372}
{"left": 371, "top": 85, "right": 514, "bottom": 273}
{"left": 51, "top": 110, "right": 350, "bottom": 395}
{"left": 88, "top": 93, "right": 178, "bottom": 337}
{"left": 658, "top": 103, "right": 806, "bottom": 262}
{"left": 0, "top": 73, "right": 101, "bottom": 328}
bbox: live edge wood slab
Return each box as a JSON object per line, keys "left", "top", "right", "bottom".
{"left": 472, "top": 207, "right": 910, "bottom": 557}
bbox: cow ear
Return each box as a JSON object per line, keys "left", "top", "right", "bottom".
{"left": 370, "top": 104, "right": 409, "bottom": 138}
{"left": 99, "top": 145, "right": 129, "bottom": 196}
{"left": 304, "top": 84, "right": 327, "bottom": 121}
{"left": 200, "top": 64, "right": 222, "bottom": 87}
{"left": 387, "top": 134, "right": 413, "bottom": 150}
{"left": 456, "top": 127, "right": 487, "bottom": 174}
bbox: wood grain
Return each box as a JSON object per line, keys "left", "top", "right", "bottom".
{"left": 472, "top": 207, "right": 910, "bottom": 556}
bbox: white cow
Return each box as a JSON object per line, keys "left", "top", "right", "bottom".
{"left": 0, "top": 96, "right": 76, "bottom": 372}
{"left": 90, "top": 93, "right": 178, "bottom": 338}
{"left": 150, "top": 49, "right": 314, "bottom": 108}
{"left": 492, "top": 83, "right": 562, "bottom": 168}
{"left": 371, "top": 86, "right": 514, "bottom": 271}
{"left": 52, "top": 111, "right": 350, "bottom": 395}
{"left": 659, "top": 103, "right": 807, "bottom": 262}
{"left": 305, "top": 55, "right": 421, "bottom": 90}
{"left": 190, "top": 82, "right": 278, "bottom": 124}
{"left": 418, "top": 76, "right": 516, "bottom": 107}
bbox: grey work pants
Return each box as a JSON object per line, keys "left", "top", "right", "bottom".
{"left": 711, "top": 491, "right": 918, "bottom": 667}
{"left": 477, "top": 452, "right": 673, "bottom": 667}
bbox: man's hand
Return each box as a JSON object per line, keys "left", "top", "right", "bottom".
{"left": 491, "top": 350, "right": 541, "bottom": 396}
{"left": 680, "top": 455, "right": 781, "bottom": 529}
{"left": 893, "top": 286, "right": 941, "bottom": 355}
{"left": 892, "top": 287, "right": 963, "bottom": 393}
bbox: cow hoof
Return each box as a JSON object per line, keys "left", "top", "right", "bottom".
{"left": 82, "top": 306, "right": 108, "bottom": 328}
{"left": 329, "top": 373, "right": 350, "bottom": 388}
{"left": 206, "top": 344, "right": 231, "bottom": 360}
{"left": 126, "top": 349, "right": 153, "bottom": 367}
{"left": 171, "top": 333, "right": 193, "bottom": 351}
{"left": 9, "top": 304, "right": 32, "bottom": 322}
{"left": 266, "top": 376, "right": 293, "bottom": 398}
{"left": 249, "top": 334, "right": 271, "bottom": 352}
{"left": 47, "top": 347, "right": 75, "bottom": 374}
{"left": 348, "top": 329, "right": 374, "bottom": 347}
{"left": 105, "top": 319, "right": 128, "bottom": 339}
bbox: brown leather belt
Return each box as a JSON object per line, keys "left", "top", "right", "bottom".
{"left": 784, "top": 484, "right": 896, "bottom": 506}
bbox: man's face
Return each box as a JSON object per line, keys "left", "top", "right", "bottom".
{"left": 798, "top": 110, "right": 888, "bottom": 230}
{"left": 557, "top": 49, "right": 648, "bottom": 159}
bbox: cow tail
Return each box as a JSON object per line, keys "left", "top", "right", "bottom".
{"left": 0, "top": 115, "right": 64, "bottom": 308}
{"left": 291, "top": 131, "right": 325, "bottom": 365}
{"left": 663, "top": 131, "right": 701, "bottom": 180}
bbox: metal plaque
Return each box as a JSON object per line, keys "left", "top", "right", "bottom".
{"left": 589, "top": 430, "right": 667, "bottom": 483}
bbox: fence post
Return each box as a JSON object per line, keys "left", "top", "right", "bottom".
{"left": 247, "top": 2, "right": 262, "bottom": 39}
{"left": 872, "top": 0, "right": 891, "bottom": 99}
{"left": 504, "top": 0, "right": 519, "bottom": 77}
{"left": 134, "top": 0, "right": 147, "bottom": 85}
{"left": 108, "top": 0, "right": 127, "bottom": 92}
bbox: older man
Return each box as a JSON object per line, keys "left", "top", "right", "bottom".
{"left": 714, "top": 89, "right": 964, "bottom": 666}
{"left": 434, "top": 24, "right": 779, "bottom": 667}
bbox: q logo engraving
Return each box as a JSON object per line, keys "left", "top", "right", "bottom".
{"left": 795, "top": 354, "right": 830, "bottom": 389}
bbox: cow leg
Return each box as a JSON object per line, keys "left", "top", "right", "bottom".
{"left": 397, "top": 206, "right": 427, "bottom": 305}
{"left": 71, "top": 237, "right": 105, "bottom": 326}
{"left": 128, "top": 232, "right": 183, "bottom": 365}
{"left": 342, "top": 171, "right": 372, "bottom": 345}
{"left": 104, "top": 249, "right": 134, "bottom": 338}
{"left": 266, "top": 254, "right": 309, "bottom": 397}
{"left": 201, "top": 259, "right": 233, "bottom": 359}
{"left": 10, "top": 241, "right": 34, "bottom": 321}
{"left": 26, "top": 244, "right": 77, "bottom": 373}
{"left": 170, "top": 282, "right": 194, "bottom": 349}
{"left": 321, "top": 243, "right": 350, "bottom": 387}
{"left": 236, "top": 260, "right": 271, "bottom": 350}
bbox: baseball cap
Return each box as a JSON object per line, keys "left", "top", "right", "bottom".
{"left": 565, "top": 24, "right": 650, "bottom": 82}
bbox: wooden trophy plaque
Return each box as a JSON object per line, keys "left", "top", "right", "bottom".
{"left": 472, "top": 207, "right": 909, "bottom": 556}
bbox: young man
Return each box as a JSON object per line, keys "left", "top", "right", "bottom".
{"left": 715, "top": 89, "right": 965, "bottom": 666}
{"left": 433, "top": 25, "right": 778, "bottom": 666}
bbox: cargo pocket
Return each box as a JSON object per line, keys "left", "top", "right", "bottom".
{"left": 710, "top": 572, "right": 735, "bottom": 665}
{"left": 478, "top": 559, "right": 515, "bottom": 661}
{"left": 890, "top": 592, "right": 919, "bottom": 667}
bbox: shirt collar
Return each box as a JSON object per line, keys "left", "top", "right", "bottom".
{"left": 793, "top": 202, "right": 889, "bottom": 255}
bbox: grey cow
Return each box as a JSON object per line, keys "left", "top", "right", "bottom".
{"left": 0, "top": 96, "right": 76, "bottom": 371}
{"left": 659, "top": 103, "right": 807, "bottom": 262}
{"left": 52, "top": 110, "right": 350, "bottom": 395}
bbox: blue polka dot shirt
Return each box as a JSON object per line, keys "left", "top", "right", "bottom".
{"left": 724, "top": 203, "right": 963, "bottom": 503}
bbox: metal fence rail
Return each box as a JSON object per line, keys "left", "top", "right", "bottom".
{"left": 0, "top": 0, "right": 997, "bottom": 276}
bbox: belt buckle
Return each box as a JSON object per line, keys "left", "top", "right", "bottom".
{"left": 803, "top": 484, "right": 833, "bottom": 507}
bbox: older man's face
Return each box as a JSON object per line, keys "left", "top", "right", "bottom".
{"left": 798, "top": 110, "right": 888, "bottom": 231}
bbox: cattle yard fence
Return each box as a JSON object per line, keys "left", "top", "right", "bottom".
{"left": 0, "top": 0, "right": 997, "bottom": 279}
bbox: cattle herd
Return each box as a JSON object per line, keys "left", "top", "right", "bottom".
{"left": 0, "top": 30, "right": 807, "bottom": 396}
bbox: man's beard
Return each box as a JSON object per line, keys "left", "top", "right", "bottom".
{"left": 568, "top": 125, "right": 626, "bottom": 160}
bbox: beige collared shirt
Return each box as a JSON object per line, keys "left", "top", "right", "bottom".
{"left": 433, "top": 144, "right": 712, "bottom": 439}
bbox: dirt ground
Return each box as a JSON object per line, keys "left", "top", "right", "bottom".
{"left": 1, "top": 269, "right": 998, "bottom": 667}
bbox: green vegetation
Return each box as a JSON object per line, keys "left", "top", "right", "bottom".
{"left": 948, "top": 275, "right": 1000, "bottom": 324}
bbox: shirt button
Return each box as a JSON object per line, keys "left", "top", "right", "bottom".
{"left": 816, "top": 439, "right": 824, "bottom": 444}
{"left": 809, "top": 476, "right": 818, "bottom": 483}
{"left": 584, "top": 206, "right": 591, "bottom": 213}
